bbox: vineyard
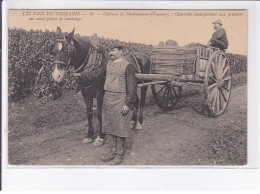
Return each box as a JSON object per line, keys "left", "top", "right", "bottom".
{"left": 8, "top": 28, "right": 247, "bottom": 102}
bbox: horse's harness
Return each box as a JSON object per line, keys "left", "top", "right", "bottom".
{"left": 54, "top": 36, "right": 143, "bottom": 88}
{"left": 54, "top": 35, "right": 102, "bottom": 75}
{"left": 128, "top": 52, "right": 141, "bottom": 74}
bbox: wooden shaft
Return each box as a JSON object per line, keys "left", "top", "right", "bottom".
{"left": 137, "top": 81, "right": 168, "bottom": 88}
{"left": 135, "top": 73, "right": 175, "bottom": 81}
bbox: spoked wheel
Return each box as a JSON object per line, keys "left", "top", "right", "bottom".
{"left": 204, "top": 51, "right": 232, "bottom": 117}
{"left": 151, "top": 83, "right": 182, "bottom": 110}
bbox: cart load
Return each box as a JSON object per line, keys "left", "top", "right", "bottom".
{"left": 151, "top": 45, "right": 197, "bottom": 76}
{"left": 136, "top": 43, "right": 232, "bottom": 117}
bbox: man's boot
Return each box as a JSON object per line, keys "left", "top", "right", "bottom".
{"left": 109, "top": 137, "right": 125, "bottom": 165}
{"left": 101, "top": 134, "right": 116, "bottom": 161}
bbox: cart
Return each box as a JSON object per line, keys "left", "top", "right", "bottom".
{"left": 136, "top": 43, "right": 232, "bottom": 117}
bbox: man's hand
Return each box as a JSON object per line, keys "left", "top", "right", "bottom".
{"left": 121, "top": 105, "right": 129, "bottom": 115}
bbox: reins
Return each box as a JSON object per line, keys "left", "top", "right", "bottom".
{"left": 70, "top": 47, "right": 91, "bottom": 74}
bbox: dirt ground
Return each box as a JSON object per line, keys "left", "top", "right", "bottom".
{"left": 8, "top": 73, "right": 247, "bottom": 166}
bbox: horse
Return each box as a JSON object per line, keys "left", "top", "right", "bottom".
{"left": 50, "top": 27, "right": 151, "bottom": 146}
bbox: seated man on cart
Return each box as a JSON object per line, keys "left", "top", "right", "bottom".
{"left": 207, "top": 19, "right": 229, "bottom": 50}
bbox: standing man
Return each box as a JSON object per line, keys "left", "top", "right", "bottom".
{"left": 207, "top": 20, "right": 229, "bottom": 50}
{"left": 101, "top": 42, "right": 137, "bottom": 165}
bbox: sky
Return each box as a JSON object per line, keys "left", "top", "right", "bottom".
{"left": 8, "top": 9, "right": 247, "bottom": 55}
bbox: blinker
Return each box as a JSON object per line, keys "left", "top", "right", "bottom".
{"left": 51, "top": 42, "right": 63, "bottom": 55}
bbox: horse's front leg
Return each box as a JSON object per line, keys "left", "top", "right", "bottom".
{"left": 81, "top": 88, "right": 94, "bottom": 144}
{"left": 93, "top": 88, "right": 105, "bottom": 147}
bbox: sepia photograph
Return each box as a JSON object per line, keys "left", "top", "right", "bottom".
{"left": 7, "top": 9, "right": 247, "bottom": 166}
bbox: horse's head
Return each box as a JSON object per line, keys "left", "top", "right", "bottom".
{"left": 50, "top": 27, "right": 75, "bottom": 83}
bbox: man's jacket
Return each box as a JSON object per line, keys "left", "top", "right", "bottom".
{"left": 210, "top": 28, "right": 229, "bottom": 50}
{"left": 104, "top": 56, "right": 137, "bottom": 108}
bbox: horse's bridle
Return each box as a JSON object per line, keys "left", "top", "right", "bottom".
{"left": 53, "top": 35, "right": 92, "bottom": 76}
{"left": 53, "top": 35, "right": 75, "bottom": 70}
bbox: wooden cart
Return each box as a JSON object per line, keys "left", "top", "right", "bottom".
{"left": 136, "top": 43, "right": 232, "bottom": 117}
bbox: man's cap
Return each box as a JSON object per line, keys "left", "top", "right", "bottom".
{"left": 109, "top": 42, "right": 124, "bottom": 49}
{"left": 213, "top": 19, "right": 223, "bottom": 25}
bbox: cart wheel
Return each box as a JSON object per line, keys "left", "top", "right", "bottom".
{"left": 151, "top": 83, "right": 182, "bottom": 110}
{"left": 204, "top": 51, "right": 232, "bottom": 117}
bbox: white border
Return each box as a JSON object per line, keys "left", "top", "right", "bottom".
{"left": 2, "top": 0, "right": 260, "bottom": 190}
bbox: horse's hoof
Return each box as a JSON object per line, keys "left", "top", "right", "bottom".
{"left": 93, "top": 136, "right": 104, "bottom": 147}
{"left": 82, "top": 138, "right": 93, "bottom": 144}
{"left": 130, "top": 121, "right": 136, "bottom": 129}
{"left": 135, "top": 121, "right": 142, "bottom": 130}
